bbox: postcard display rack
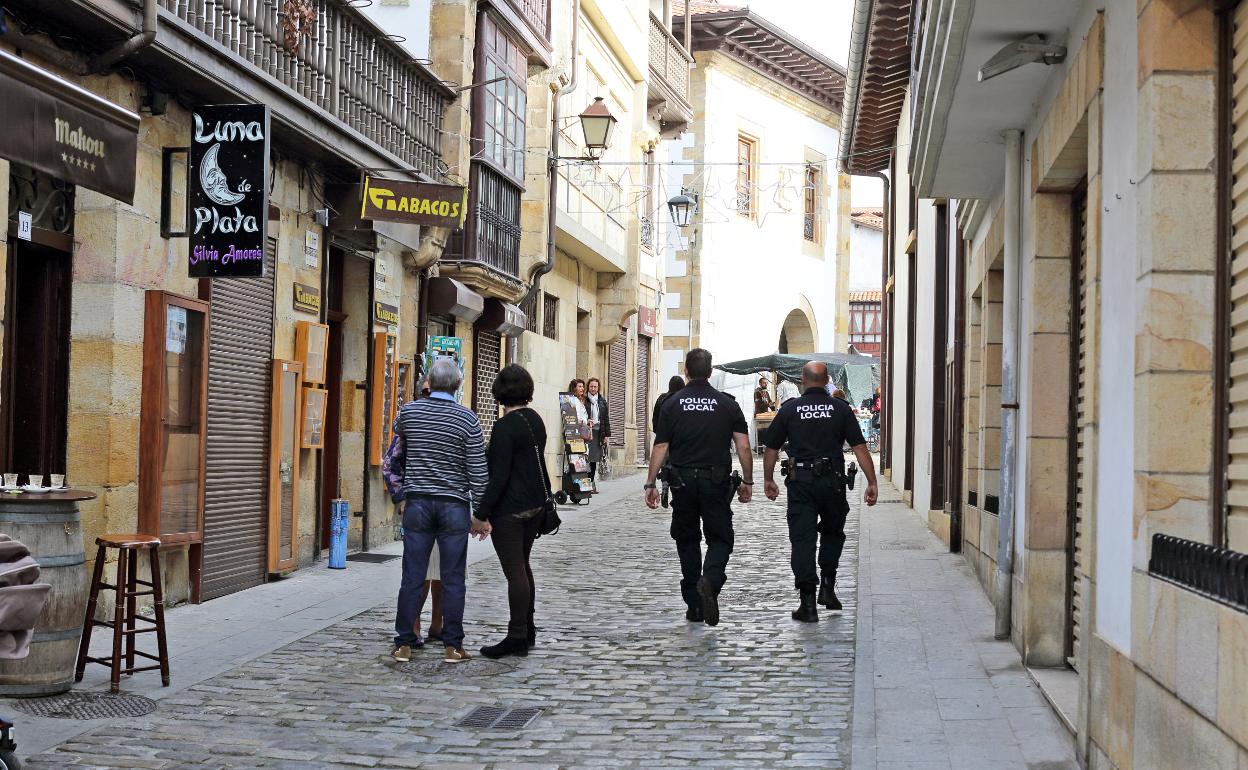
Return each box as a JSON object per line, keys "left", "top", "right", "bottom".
{"left": 555, "top": 393, "right": 595, "bottom": 504}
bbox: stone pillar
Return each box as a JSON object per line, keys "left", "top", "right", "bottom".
{"left": 1019, "top": 191, "right": 1074, "bottom": 666}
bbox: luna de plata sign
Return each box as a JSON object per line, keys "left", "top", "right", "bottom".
{"left": 188, "top": 104, "right": 271, "bottom": 278}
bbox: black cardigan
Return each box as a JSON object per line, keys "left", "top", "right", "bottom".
{"left": 475, "top": 408, "right": 550, "bottom": 521}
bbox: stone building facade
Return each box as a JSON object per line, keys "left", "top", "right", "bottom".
{"left": 841, "top": 0, "right": 1248, "bottom": 766}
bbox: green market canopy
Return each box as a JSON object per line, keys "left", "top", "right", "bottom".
{"left": 715, "top": 352, "right": 880, "bottom": 406}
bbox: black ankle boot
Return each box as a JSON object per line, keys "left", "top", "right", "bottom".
{"left": 526, "top": 623, "right": 536, "bottom": 649}
{"left": 818, "top": 575, "right": 841, "bottom": 610}
{"left": 792, "top": 590, "right": 819, "bottom": 623}
{"left": 481, "top": 636, "right": 529, "bottom": 659}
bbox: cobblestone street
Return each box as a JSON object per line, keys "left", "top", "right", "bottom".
{"left": 23, "top": 482, "right": 859, "bottom": 769}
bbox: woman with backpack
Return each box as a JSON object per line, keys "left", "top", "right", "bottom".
{"left": 475, "top": 364, "right": 554, "bottom": 659}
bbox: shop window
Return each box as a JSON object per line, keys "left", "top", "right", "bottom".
{"left": 542, "top": 293, "right": 558, "bottom": 339}
{"left": 138, "top": 291, "right": 208, "bottom": 546}
{"left": 803, "top": 164, "right": 819, "bottom": 242}
{"left": 736, "top": 134, "right": 757, "bottom": 217}
{"left": 268, "top": 360, "right": 302, "bottom": 574}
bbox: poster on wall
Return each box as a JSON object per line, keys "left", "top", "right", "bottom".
{"left": 422, "top": 336, "right": 465, "bottom": 403}
{"left": 188, "top": 104, "right": 270, "bottom": 278}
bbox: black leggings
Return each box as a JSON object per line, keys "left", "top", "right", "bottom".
{"left": 491, "top": 513, "right": 540, "bottom": 639}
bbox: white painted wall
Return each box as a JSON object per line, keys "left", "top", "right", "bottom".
{"left": 887, "top": 93, "right": 913, "bottom": 492}
{"left": 911, "top": 201, "right": 938, "bottom": 513}
{"left": 850, "top": 222, "right": 883, "bottom": 291}
{"left": 357, "top": 0, "right": 432, "bottom": 62}
{"left": 1095, "top": 0, "right": 1137, "bottom": 654}
{"left": 691, "top": 62, "right": 843, "bottom": 366}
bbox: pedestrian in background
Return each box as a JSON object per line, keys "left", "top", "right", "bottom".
{"left": 653, "top": 375, "right": 685, "bottom": 431}
{"left": 644, "top": 349, "right": 753, "bottom": 626}
{"left": 777, "top": 378, "right": 800, "bottom": 406}
{"left": 585, "top": 377, "right": 610, "bottom": 490}
{"left": 476, "top": 365, "right": 552, "bottom": 659}
{"left": 566, "top": 379, "right": 590, "bottom": 439}
{"left": 753, "top": 376, "right": 776, "bottom": 415}
{"left": 390, "top": 358, "right": 490, "bottom": 665}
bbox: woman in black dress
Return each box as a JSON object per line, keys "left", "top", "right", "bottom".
{"left": 477, "top": 365, "right": 553, "bottom": 659}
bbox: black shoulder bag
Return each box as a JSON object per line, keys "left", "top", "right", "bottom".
{"left": 518, "top": 410, "right": 561, "bottom": 536}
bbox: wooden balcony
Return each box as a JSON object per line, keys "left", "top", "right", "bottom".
{"left": 647, "top": 12, "right": 693, "bottom": 135}
{"left": 156, "top": 0, "right": 450, "bottom": 175}
{"left": 24, "top": 0, "right": 455, "bottom": 175}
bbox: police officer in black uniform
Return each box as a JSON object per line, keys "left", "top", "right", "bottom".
{"left": 644, "top": 348, "right": 753, "bottom": 626}
{"left": 763, "top": 361, "right": 878, "bottom": 622}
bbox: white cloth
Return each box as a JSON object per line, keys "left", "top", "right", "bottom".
{"left": 777, "top": 380, "right": 800, "bottom": 403}
{"left": 587, "top": 395, "right": 600, "bottom": 423}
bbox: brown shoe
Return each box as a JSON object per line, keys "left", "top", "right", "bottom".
{"left": 444, "top": 646, "right": 472, "bottom": 663}
{"left": 391, "top": 645, "right": 412, "bottom": 663}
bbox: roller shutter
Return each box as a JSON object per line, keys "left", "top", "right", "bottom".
{"left": 608, "top": 330, "right": 627, "bottom": 447}
{"left": 201, "top": 239, "right": 276, "bottom": 600}
{"left": 1228, "top": 2, "right": 1248, "bottom": 548}
{"left": 1068, "top": 194, "right": 1090, "bottom": 670}
{"left": 635, "top": 335, "right": 651, "bottom": 464}
{"left": 474, "top": 328, "right": 502, "bottom": 442}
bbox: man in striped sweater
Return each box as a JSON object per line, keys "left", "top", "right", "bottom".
{"left": 391, "top": 358, "right": 490, "bottom": 664}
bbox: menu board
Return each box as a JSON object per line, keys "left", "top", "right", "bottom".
{"left": 369, "top": 331, "right": 398, "bottom": 465}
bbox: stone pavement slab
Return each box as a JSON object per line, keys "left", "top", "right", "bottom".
{"left": 850, "top": 480, "right": 1078, "bottom": 770}
{"left": 19, "top": 473, "right": 860, "bottom": 768}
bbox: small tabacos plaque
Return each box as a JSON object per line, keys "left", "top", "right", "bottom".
{"left": 293, "top": 283, "right": 321, "bottom": 315}
{"left": 374, "top": 301, "right": 400, "bottom": 326}
{"left": 188, "top": 104, "right": 271, "bottom": 278}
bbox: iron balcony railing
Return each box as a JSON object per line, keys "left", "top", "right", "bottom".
{"left": 158, "top": 0, "right": 449, "bottom": 176}
{"left": 648, "top": 12, "right": 692, "bottom": 106}
{"left": 444, "top": 162, "right": 521, "bottom": 279}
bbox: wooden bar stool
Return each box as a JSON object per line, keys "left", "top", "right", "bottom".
{"left": 74, "top": 535, "right": 170, "bottom": 694}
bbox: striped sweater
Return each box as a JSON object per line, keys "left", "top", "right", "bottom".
{"left": 391, "top": 395, "right": 488, "bottom": 509}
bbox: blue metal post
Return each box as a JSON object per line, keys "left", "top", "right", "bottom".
{"left": 328, "top": 499, "right": 348, "bottom": 569}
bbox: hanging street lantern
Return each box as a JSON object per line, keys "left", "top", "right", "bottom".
{"left": 667, "top": 189, "right": 697, "bottom": 228}
{"left": 578, "top": 97, "right": 618, "bottom": 159}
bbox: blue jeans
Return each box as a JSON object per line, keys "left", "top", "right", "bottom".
{"left": 393, "top": 495, "right": 470, "bottom": 649}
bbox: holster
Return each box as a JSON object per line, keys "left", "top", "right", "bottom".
{"left": 727, "top": 470, "right": 743, "bottom": 503}
{"left": 662, "top": 464, "right": 686, "bottom": 490}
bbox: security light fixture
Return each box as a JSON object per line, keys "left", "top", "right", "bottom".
{"left": 668, "top": 189, "right": 698, "bottom": 228}
{"left": 578, "top": 97, "right": 617, "bottom": 159}
{"left": 977, "top": 34, "right": 1066, "bottom": 82}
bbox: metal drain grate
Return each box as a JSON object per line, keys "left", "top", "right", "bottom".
{"left": 345, "top": 552, "right": 400, "bottom": 564}
{"left": 13, "top": 691, "right": 157, "bottom": 720}
{"left": 455, "top": 705, "right": 543, "bottom": 730}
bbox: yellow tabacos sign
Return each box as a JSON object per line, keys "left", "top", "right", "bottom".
{"left": 360, "top": 176, "right": 467, "bottom": 229}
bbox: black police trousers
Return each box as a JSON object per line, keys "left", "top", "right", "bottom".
{"left": 785, "top": 473, "right": 850, "bottom": 592}
{"left": 669, "top": 473, "right": 734, "bottom": 609}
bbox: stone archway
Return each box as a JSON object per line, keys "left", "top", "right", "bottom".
{"left": 778, "top": 301, "right": 817, "bottom": 355}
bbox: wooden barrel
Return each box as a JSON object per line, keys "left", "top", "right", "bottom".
{"left": 0, "top": 492, "right": 93, "bottom": 696}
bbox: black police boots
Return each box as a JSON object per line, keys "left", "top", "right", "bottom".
{"left": 818, "top": 575, "right": 843, "bottom": 613}
{"left": 685, "top": 606, "right": 704, "bottom": 623}
{"left": 697, "top": 577, "right": 720, "bottom": 626}
{"left": 792, "top": 590, "right": 819, "bottom": 623}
